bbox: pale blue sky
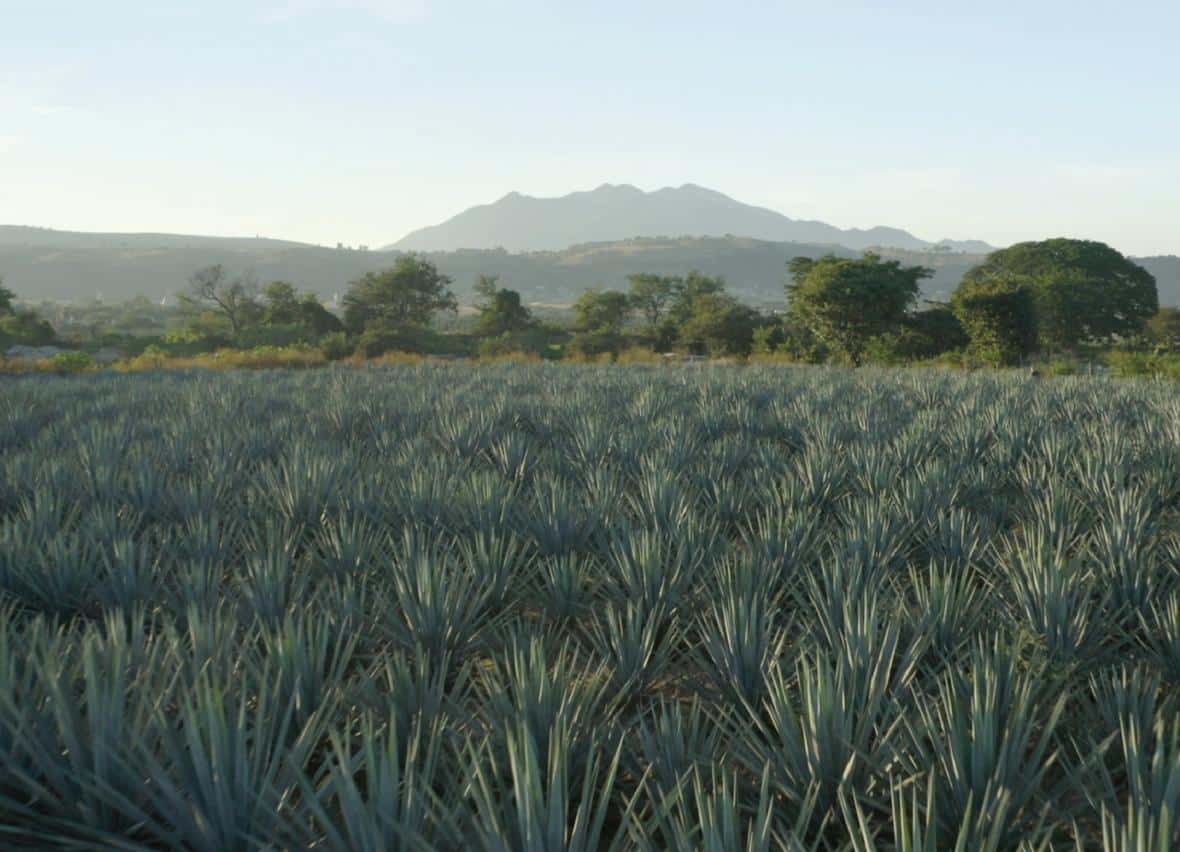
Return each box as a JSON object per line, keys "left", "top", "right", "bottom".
{"left": 2, "top": 1, "right": 1178, "bottom": 254}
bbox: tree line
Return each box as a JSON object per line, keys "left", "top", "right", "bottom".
{"left": 2, "top": 236, "right": 1174, "bottom": 367}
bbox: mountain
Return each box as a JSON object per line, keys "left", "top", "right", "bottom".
{"left": 2, "top": 226, "right": 1176, "bottom": 308}
{"left": 389, "top": 184, "right": 994, "bottom": 254}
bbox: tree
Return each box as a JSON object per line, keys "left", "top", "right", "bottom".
{"left": 627, "top": 274, "right": 678, "bottom": 329}
{"left": 960, "top": 239, "right": 1157, "bottom": 349}
{"left": 901, "top": 306, "right": 969, "bottom": 358}
{"left": 786, "top": 253, "right": 931, "bottom": 365}
{"left": 297, "top": 294, "right": 344, "bottom": 337}
{"left": 951, "top": 277, "right": 1037, "bottom": 366}
{"left": 262, "top": 281, "right": 302, "bottom": 325}
{"left": 1146, "top": 306, "right": 1180, "bottom": 352}
{"left": 260, "top": 281, "right": 343, "bottom": 337}
{"left": 0, "top": 278, "right": 15, "bottom": 315}
{"left": 178, "top": 265, "right": 261, "bottom": 336}
{"left": 343, "top": 256, "right": 457, "bottom": 334}
{"left": 573, "top": 290, "right": 630, "bottom": 334}
{"left": 668, "top": 271, "right": 727, "bottom": 325}
{"left": 473, "top": 275, "right": 534, "bottom": 337}
{"left": 677, "top": 292, "right": 761, "bottom": 356}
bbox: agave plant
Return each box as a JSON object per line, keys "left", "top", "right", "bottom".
{"left": 478, "top": 634, "right": 617, "bottom": 773}
{"left": 3, "top": 358, "right": 1180, "bottom": 848}
{"left": 694, "top": 557, "right": 789, "bottom": 708}
{"left": 898, "top": 639, "right": 1066, "bottom": 848}
{"left": 298, "top": 715, "right": 461, "bottom": 852}
{"left": 0, "top": 616, "right": 169, "bottom": 846}
{"left": 639, "top": 766, "right": 822, "bottom": 852}
{"left": 380, "top": 529, "right": 497, "bottom": 667}
{"left": 463, "top": 718, "right": 630, "bottom": 852}
{"left": 587, "top": 600, "right": 679, "bottom": 699}
{"left": 732, "top": 638, "right": 906, "bottom": 822}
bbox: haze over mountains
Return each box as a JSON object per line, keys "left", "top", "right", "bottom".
{"left": 389, "top": 184, "right": 995, "bottom": 254}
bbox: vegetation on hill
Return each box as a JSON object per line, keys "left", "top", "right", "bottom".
{"left": 5, "top": 226, "right": 1179, "bottom": 307}
{"left": 6, "top": 236, "right": 1180, "bottom": 377}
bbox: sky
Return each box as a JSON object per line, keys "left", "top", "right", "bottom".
{"left": 1, "top": 0, "right": 1178, "bottom": 256}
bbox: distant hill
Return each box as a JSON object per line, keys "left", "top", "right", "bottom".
{"left": 388, "top": 184, "right": 995, "bottom": 254}
{"left": 1, "top": 226, "right": 1176, "bottom": 308}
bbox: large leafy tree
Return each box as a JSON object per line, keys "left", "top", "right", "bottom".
{"left": 261, "top": 281, "right": 302, "bottom": 325}
{"left": 573, "top": 290, "right": 630, "bottom": 334}
{"left": 473, "top": 275, "right": 534, "bottom": 337}
{"left": 959, "top": 239, "right": 1157, "bottom": 349}
{"left": 262, "top": 281, "right": 342, "bottom": 336}
{"left": 786, "top": 253, "right": 931, "bottom": 364}
{"left": 343, "top": 256, "right": 457, "bottom": 333}
{"left": 626, "top": 274, "right": 678, "bottom": 330}
{"left": 677, "top": 292, "right": 761, "bottom": 356}
{"left": 951, "top": 277, "right": 1037, "bottom": 366}
{"left": 667, "top": 271, "right": 727, "bottom": 325}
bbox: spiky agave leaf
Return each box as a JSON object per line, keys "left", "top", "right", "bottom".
{"left": 297, "top": 714, "right": 461, "bottom": 852}
{"left": 131, "top": 670, "right": 326, "bottom": 852}
{"left": 694, "top": 557, "right": 788, "bottom": 708}
{"left": 732, "top": 637, "right": 906, "bottom": 822}
{"left": 898, "top": 639, "right": 1066, "bottom": 848}
{"left": 380, "top": 529, "right": 499, "bottom": 669}
{"left": 462, "top": 718, "right": 630, "bottom": 852}
{"left": 587, "top": 599, "right": 680, "bottom": 700}
{"left": 1002, "top": 532, "right": 1106, "bottom": 666}
{"left": 0, "top": 615, "right": 172, "bottom": 847}
{"left": 478, "top": 633, "right": 618, "bottom": 777}
{"left": 1138, "top": 590, "right": 1180, "bottom": 683}
{"left": 632, "top": 698, "right": 723, "bottom": 801}
{"left": 1096, "top": 714, "right": 1180, "bottom": 851}
{"left": 638, "top": 765, "right": 822, "bottom": 852}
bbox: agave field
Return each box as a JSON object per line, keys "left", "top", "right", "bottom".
{"left": 2, "top": 364, "right": 1180, "bottom": 850}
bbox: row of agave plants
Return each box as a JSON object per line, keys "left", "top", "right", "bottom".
{"left": 1, "top": 363, "right": 1179, "bottom": 850}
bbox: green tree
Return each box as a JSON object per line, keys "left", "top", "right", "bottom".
{"left": 626, "top": 273, "right": 678, "bottom": 329}
{"left": 900, "top": 306, "right": 969, "bottom": 359}
{"left": 668, "top": 271, "right": 727, "bottom": 325}
{"left": 343, "top": 256, "right": 457, "bottom": 334}
{"left": 178, "top": 265, "right": 261, "bottom": 336}
{"left": 677, "top": 292, "right": 761, "bottom": 356}
{"left": 0, "top": 277, "right": 15, "bottom": 315}
{"left": 260, "top": 281, "right": 342, "bottom": 338}
{"left": 573, "top": 290, "right": 630, "bottom": 334}
{"left": 951, "top": 277, "right": 1037, "bottom": 366}
{"left": 960, "top": 239, "right": 1157, "bottom": 349}
{"left": 786, "top": 253, "right": 931, "bottom": 365}
{"left": 297, "top": 294, "right": 344, "bottom": 337}
{"left": 473, "top": 275, "right": 535, "bottom": 337}
{"left": 262, "top": 281, "right": 302, "bottom": 325}
{"left": 1146, "top": 306, "right": 1180, "bottom": 352}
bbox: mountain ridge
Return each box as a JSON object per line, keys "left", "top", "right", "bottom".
{"left": 388, "top": 183, "right": 996, "bottom": 254}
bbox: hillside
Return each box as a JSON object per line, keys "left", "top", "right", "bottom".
{"left": 389, "top": 184, "right": 995, "bottom": 254}
{"left": 2, "top": 226, "right": 1176, "bottom": 307}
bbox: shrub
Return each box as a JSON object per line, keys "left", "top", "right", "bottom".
{"left": 48, "top": 351, "right": 94, "bottom": 373}
{"left": 564, "top": 330, "right": 622, "bottom": 359}
{"left": 319, "top": 332, "right": 354, "bottom": 361}
{"left": 355, "top": 323, "right": 463, "bottom": 358}
{"left": 1106, "top": 350, "right": 1154, "bottom": 377}
{"left": 477, "top": 329, "right": 553, "bottom": 360}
